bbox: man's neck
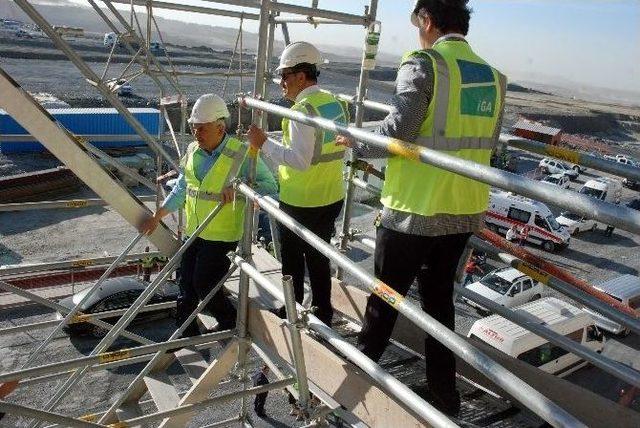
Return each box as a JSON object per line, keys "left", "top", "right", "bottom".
{"left": 201, "top": 133, "right": 226, "bottom": 154}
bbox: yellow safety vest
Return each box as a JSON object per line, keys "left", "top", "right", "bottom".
{"left": 184, "top": 137, "right": 248, "bottom": 242}
{"left": 279, "top": 89, "right": 348, "bottom": 207}
{"left": 381, "top": 40, "right": 507, "bottom": 217}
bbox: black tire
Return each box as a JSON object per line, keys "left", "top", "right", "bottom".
{"left": 591, "top": 223, "right": 598, "bottom": 232}
{"left": 573, "top": 165, "right": 580, "bottom": 173}
{"left": 619, "top": 328, "right": 631, "bottom": 338}
{"left": 542, "top": 240, "right": 555, "bottom": 252}
{"left": 530, "top": 294, "right": 542, "bottom": 302}
{"left": 487, "top": 223, "right": 499, "bottom": 233}
{"left": 573, "top": 228, "right": 579, "bottom": 235}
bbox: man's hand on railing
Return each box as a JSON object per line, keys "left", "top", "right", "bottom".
{"left": 247, "top": 124, "right": 267, "bottom": 151}
{"left": 336, "top": 135, "right": 354, "bottom": 148}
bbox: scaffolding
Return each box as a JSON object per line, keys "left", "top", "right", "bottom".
{"left": 1, "top": 1, "right": 640, "bottom": 427}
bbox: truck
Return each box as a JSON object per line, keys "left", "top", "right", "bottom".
{"left": 484, "top": 189, "right": 571, "bottom": 252}
{"left": 468, "top": 297, "right": 605, "bottom": 378}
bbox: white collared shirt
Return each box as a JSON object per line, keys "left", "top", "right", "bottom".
{"left": 262, "top": 85, "right": 319, "bottom": 170}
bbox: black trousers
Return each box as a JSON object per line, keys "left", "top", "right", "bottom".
{"left": 358, "top": 226, "right": 471, "bottom": 397}
{"left": 278, "top": 199, "right": 343, "bottom": 325}
{"left": 177, "top": 237, "right": 238, "bottom": 336}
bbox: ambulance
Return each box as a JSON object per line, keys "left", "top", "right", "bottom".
{"left": 484, "top": 189, "right": 570, "bottom": 252}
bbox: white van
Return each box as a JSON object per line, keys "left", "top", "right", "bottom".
{"left": 579, "top": 177, "right": 622, "bottom": 204}
{"left": 484, "top": 190, "right": 571, "bottom": 252}
{"left": 583, "top": 274, "right": 640, "bottom": 336}
{"left": 468, "top": 297, "right": 605, "bottom": 377}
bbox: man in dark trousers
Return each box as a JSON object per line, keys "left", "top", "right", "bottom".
{"left": 338, "top": 0, "right": 506, "bottom": 416}
{"left": 252, "top": 365, "right": 270, "bottom": 417}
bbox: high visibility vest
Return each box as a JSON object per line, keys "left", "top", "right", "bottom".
{"left": 279, "top": 89, "right": 349, "bottom": 207}
{"left": 381, "top": 40, "right": 507, "bottom": 217}
{"left": 184, "top": 137, "right": 248, "bottom": 242}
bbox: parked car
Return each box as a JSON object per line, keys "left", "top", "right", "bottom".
{"left": 583, "top": 274, "right": 640, "bottom": 336}
{"left": 538, "top": 158, "right": 579, "bottom": 180}
{"left": 556, "top": 211, "right": 598, "bottom": 235}
{"left": 107, "top": 79, "right": 133, "bottom": 96}
{"left": 15, "top": 28, "right": 33, "bottom": 38}
{"left": 462, "top": 267, "right": 545, "bottom": 314}
{"left": 56, "top": 277, "right": 178, "bottom": 336}
{"left": 627, "top": 199, "right": 640, "bottom": 211}
{"left": 541, "top": 173, "right": 570, "bottom": 189}
{"left": 468, "top": 297, "right": 605, "bottom": 378}
{"left": 623, "top": 177, "right": 639, "bottom": 190}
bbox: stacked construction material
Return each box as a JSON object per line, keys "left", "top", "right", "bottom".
{"left": 0, "top": 107, "right": 161, "bottom": 153}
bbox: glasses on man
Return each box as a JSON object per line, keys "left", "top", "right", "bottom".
{"left": 280, "top": 70, "right": 297, "bottom": 80}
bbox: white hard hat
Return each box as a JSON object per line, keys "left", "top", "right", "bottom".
{"left": 276, "top": 41, "right": 322, "bottom": 71}
{"left": 188, "top": 94, "right": 230, "bottom": 124}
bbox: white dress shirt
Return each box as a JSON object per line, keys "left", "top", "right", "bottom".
{"left": 262, "top": 85, "right": 319, "bottom": 171}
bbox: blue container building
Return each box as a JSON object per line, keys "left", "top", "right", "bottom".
{"left": 0, "top": 108, "right": 162, "bottom": 153}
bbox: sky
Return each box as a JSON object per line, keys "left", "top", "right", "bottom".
{"left": 68, "top": 0, "right": 639, "bottom": 93}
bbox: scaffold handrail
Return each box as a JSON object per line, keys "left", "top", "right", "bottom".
{"left": 239, "top": 96, "right": 640, "bottom": 235}
{"left": 235, "top": 181, "right": 586, "bottom": 428}
{"left": 333, "top": 93, "right": 640, "bottom": 182}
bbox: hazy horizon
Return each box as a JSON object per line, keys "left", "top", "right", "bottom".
{"left": 27, "top": 0, "right": 640, "bottom": 99}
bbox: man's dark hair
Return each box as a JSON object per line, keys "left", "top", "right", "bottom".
{"left": 414, "top": 0, "right": 472, "bottom": 35}
{"left": 291, "top": 62, "right": 319, "bottom": 82}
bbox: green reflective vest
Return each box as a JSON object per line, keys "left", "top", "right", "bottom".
{"left": 184, "top": 137, "right": 248, "bottom": 242}
{"left": 279, "top": 89, "right": 348, "bottom": 207}
{"left": 381, "top": 39, "right": 507, "bottom": 217}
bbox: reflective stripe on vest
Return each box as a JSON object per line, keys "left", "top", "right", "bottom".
{"left": 381, "top": 41, "right": 506, "bottom": 217}
{"left": 184, "top": 137, "right": 248, "bottom": 241}
{"left": 279, "top": 90, "right": 348, "bottom": 207}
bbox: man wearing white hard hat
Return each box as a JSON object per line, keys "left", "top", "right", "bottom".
{"left": 338, "top": 0, "right": 507, "bottom": 416}
{"left": 141, "top": 94, "right": 277, "bottom": 337}
{"left": 247, "top": 41, "right": 349, "bottom": 326}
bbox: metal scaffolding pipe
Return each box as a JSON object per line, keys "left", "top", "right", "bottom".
{"left": 502, "top": 134, "right": 640, "bottom": 182}
{"left": 468, "top": 236, "right": 640, "bottom": 336}
{"left": 239, "top": 97, "right": 640, "bottom": 235}
{"left": 456, "top": 284, "right": 640, "bottom": 388}
{"left": 123, "top": 378, "right": 295, "bottom": 426}
{"left": 0, "top": 301, "right": 175, "bottom": 336}
{"left": 0, "top": 252, "right": 160, "bottom": 277}
{"left": 0, "top": 280, "right": 153, "bottom": 346}
{"left": 0, "top": 196, "right": 156, "bottom": 212}
{"left": 273, "top": 17, "right": 362, "bottom": 25}
{"left": 235, "top": 183, "right": 584, "bottom": 428}
{"left": 0, "top": 331, "right": 231, "bottom": 384}
{"left": 231, "top": 255, "right": 458, "bottom": 428}
{"left": 109, "top": 0, "right": 260, "bottom": 19}
{"left": 333, "top": 93, "right": 640, "bottom": 182}
{"left": 0, "top": 401, "right": 102, "bottom": 428}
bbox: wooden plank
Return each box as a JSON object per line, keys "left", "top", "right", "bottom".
{"left": 247, "top": 303, "right": 428, "bottom": 428}
{"left": 174, "top": 347, "right": 209, "bottom": 384}
{"left": 158, "top": 339, "right": 239, "bottom": 428}
{"left": 144, "top": 371, "right": 180, "bottom": 412}
{"left": 330, "top": 281, "right": 640, "bottom": 428}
